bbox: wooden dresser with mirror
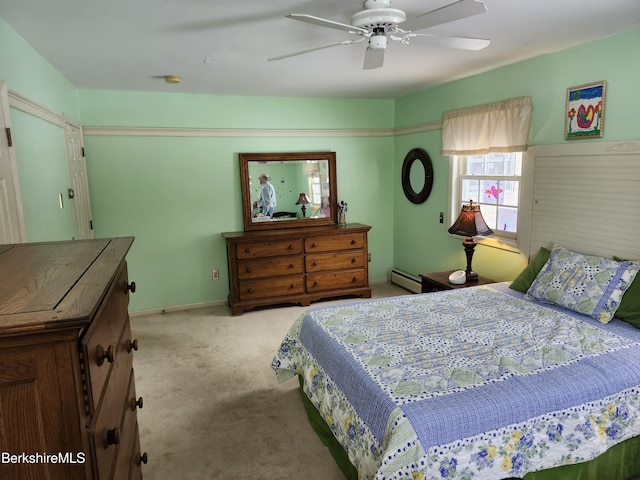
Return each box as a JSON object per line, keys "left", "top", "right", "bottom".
{"left": 0, "top": 237, "right": 146, "bottom": 479}
{"left": 223, "top": 152, "right": 372, "bottom": 315}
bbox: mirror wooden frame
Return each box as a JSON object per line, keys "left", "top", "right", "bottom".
{"left": 239, "top": 152, "right": 338, "bottom": 231}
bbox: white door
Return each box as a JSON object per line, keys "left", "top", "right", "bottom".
{"left": 65, "top": 122, "right": 94, "bottom": 239}
{"left": 0, "top": 81, "right": 26, "bottom": 244}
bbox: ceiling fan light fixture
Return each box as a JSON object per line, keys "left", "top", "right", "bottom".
{"left": 369, "top": 35, "right": 387, "bottom": 50}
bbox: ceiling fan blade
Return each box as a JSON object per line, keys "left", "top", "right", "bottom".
{"left": 286, "top": 13, "right": 368, "bottom": 35}
{"left": 268, "top": 38, "right": 364, "bottom": 61}
{"left": 363, "top": 48, "right": 384, "bottom": 70}
{"left": 401, "top": 0, "right": 487, "bottom": 32}
{"left": 404, "top": 33, "right": 490, "bottom": 50}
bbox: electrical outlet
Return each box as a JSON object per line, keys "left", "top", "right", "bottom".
{"left": 212, "top": 269, "right": 219, "bottom": 281}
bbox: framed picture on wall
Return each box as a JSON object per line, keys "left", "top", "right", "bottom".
{"left": 565, "top": 80, "right": 606, "bottom": 140}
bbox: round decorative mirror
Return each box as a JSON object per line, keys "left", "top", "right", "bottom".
{"left": 401, "top": 148, "right": 433, "bottom": 204}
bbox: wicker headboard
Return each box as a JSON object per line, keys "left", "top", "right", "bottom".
{"left": 526, "top": 140, "right": 640, "bottom": 261}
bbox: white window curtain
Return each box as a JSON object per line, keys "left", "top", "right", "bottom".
{"left": 441, "top": 96, "right": 533, "bottom": 155}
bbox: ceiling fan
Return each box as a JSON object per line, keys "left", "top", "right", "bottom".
{"left": 268, "top": 0, "right": 490, "bottom": 70}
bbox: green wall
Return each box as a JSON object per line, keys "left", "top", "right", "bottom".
{"left": 2, "top": 14, "right": 639, "bottom": 311}
{"left": 392, "top": 27, "right": 640, "bottom": 283}
{"left": 82, "top": 131, "right": 394, "bottom": 311}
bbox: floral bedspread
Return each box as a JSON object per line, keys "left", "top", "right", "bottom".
{"left": 271, "top": 284, "right": 640, "bottom": 479}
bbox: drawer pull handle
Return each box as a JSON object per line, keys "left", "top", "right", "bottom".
{"left": 105, "top": 427, "right": 120, "bottom": 447}
{"left": 96, "top": 344, "right": 115, "bottom": 366}
{"left": 245, "top": 267, "right": 252, "bottom": 273}
{"left": 288, "top": 244, "right": 294, "bottom": 250}
{"left": 244, "top": 248, "right": 251, "bottom": 254}
{"left": 131, "top": 396, "right": 144, "bottom": 410}
{"left": 312, "top": 261, "right": 318, "bottom": 267}
{"left": 127, "top": 338, "right": 139, "bottom": 353}
{"left": 288, "top": 263, "right": 295, "bottom": 269}
{"left": 352, "top": 276, "right": 357, "bottom": 282}
{"left": 247, "top": 287, "right": 254, "bottom": 293}
{"left": 351, "top": 257, "right": 357, "bottom": 263}
{"left": 139, "top": 452, "right": 148, "bottom": 465}
{"left": 126, "top": 281, "right": 136, "bottom": 293}
{"left": 311, "top": 242, "right": 317, "bottom": 248}
{"left": 313, "top": 281, "right": 319, "bottom": 287}
{"left": 350, "top": 239, "right": 357, "bottom": 245}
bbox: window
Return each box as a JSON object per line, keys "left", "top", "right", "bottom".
{"left": 451, "top": 152, "right": 523, "bottom": 242}
{"left": 308, "top": 175, "right": 321, "bottom": 206}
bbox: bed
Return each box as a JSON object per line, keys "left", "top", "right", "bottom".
{"left": 272, "top": 140, "right": 640, "bottom": 479}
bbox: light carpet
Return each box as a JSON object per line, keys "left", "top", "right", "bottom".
{"left": 131, "top": 283, "right": 410, "bottom": 479}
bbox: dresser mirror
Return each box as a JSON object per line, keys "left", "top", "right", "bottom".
{"left": 239, "top": 152, "right": 338, "bottom": 231}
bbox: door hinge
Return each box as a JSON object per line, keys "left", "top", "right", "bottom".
{"left": 5, "top": 127, "right": 12, "bottom": 147}
{"left": 89, "top": 220, "right": 94, "bottom": 230}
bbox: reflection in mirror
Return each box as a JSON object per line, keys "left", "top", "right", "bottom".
{"left": 239, "top": 152, "right": 337, "bottom": 231}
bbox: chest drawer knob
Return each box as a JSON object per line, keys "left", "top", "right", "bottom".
{"left": 312, "top": 261, "right": 319, "bottom": 266}
{"left": 288, "top": 244, "right": 294, "bottom": 250}
{"left": 288, "top": 263, "right": 295, "bottom": 269}
{"left": 127, "top": 338, "right": 139, "bottom": 353}
{"left": 131, "top": 396, "right": 144, "bottom": 410}
{"left": 352, "top": 276, "right": 357, "bottom": 282}
{"left": 105, "top": 427, "right": 121, "bottom": 447}
{"left": 351, "top": 239, "right": 357, "bottom": 245}
{"left": 247, "top": 287, "right": 254, "bottom": 293}
{"left": 311, "top": 242, "right": 317, "bottom": 248}
{"left": 139, "top": 452, "right": 148, "bottom": 465}
{"left": 244, "top": 247, "right": 251, "bottom": 254}
{"left": 351, "top": 257, "right": 357, "bottom": 263}
{"left": 126, "top": 281, "right": 137, "bottom": 293}
{"left": 96, "top": 344, "right": 115, "bottom": 366}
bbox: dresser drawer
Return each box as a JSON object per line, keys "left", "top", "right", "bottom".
{"left": 237, "top": 256, "right": 304, "bottom": 280}
{"left": 305, "top": 233, "right": 364, "bottom": 253}
{"left": 112, "top": 369, "right": 143, "bottom": 480}
{"left": 81, "top": 263, "right": 131, "bottom": 414}
{"left": 307, "top": 269, "right": 366, "bottom": 292}
{"left": 238, "top": 276, "right": 305, "bottom": 300}
{"left": 89, "top": 323, "right": 135, "bottom": 479}
{"left": 306, "top": 252, "right": 365, "bottom": 273}
{"left": 236, "top": 239, "right": 303, "bottom": 259}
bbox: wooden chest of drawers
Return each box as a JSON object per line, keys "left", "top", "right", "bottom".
{"left": 0, "top": 237, "right": 146, "bottom": 480}
{"left": 223, "top": 224, "right": 371, "bottom": 315}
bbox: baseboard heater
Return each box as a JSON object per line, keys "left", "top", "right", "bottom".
{"left": 389, "top": 268, "right": 422, "bottom": 294}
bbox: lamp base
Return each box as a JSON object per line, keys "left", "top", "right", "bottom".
{"left": 463, "top": 236, "right": 478, "bottom": 283}
{"left": 465, "top": 270, "right": 478, "bottom": 282}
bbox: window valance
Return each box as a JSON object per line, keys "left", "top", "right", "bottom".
{"left": 441, "top": 96, "right": 533, "bottom": 155}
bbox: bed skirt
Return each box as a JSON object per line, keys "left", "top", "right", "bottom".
{"left": 298, "top": 376, "right": 640, "bottom": 480}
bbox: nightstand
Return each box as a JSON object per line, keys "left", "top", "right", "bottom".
{"left": 420, "top": 270, "right": 495, "bottom": 293}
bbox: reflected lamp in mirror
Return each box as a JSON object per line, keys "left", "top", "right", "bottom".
{"left": 448, "top": 200, "right": 493, "bottom": 282}
{"left": 296, "top": 192, "right": 311, "bottom": 217}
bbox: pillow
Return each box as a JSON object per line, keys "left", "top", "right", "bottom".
{"left": 509, "top": 247, "right": 551, "bottom": 292}
{"left": 613, "top": 256, "right": 640, "bottom": 328}
{"left": 525, "top": 246, "right": 640, "bottom": 324}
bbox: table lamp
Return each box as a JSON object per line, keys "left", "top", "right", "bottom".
{"left": 448, "top": 200, "right": 493, "bottom": 282}
{"left": 296, "top": 193, "right": 311, "bottom": 217}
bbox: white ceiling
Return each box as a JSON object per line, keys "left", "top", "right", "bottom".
{"left": 1, "top": 0, "right": 639, "bottom": 99}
